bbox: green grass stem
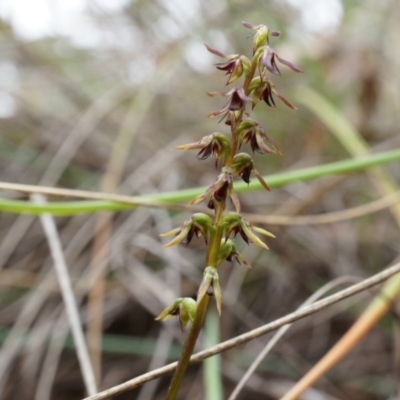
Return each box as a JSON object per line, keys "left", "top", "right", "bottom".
{"left": 1, "top": 148, "right": 400, "bottom": 216}
{"left": 203, "top": 310, "right": 223, "bottom": 400}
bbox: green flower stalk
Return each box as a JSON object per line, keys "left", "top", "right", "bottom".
{"left": 157, "top": 21, "right": 302, "bottom": 400}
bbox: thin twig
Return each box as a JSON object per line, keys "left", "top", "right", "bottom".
{"left": 137, "top": 329, "right": 174, "bottom": 400}
{"left": 82, "top": 261, "right": 400, "bottom": 400}
{"left": 0, "top": 266, "right": 58, "bottom": 393}
{"left": 289, "top": 88, "right": 400, "bottom": 399}
{"left": 34, "top": 313, "right": 70, "bottom": 400}
{"left": 1, "top": 181, "right": 170, "bottom": 207}
{"left": 0, "top": 86, "right": 128, "bottom": 270}
{"left": 281, "top": 257, "right": 400, "bottom": 400}
{"left": 227, "top": 276, "right": 361, "bottom": 400}
{"left": 244, "top": 190, "right": 400, "bottom": 225}
{"left": 32, "top": 194, "right": 98, "bottom": 396}
{"left": 86, "top": 54, "right": 178, "bottom": 381}
{"left": 87, "top": 213, "right": 111, "bottom": 384}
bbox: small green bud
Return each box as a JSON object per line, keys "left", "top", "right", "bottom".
{"left": 216, "top": 239, "right": 252, "bottom": 268}
{"left": 197, "top": 267, "right": 214, "bottom": 304}
{"left": 178, "top": 298, "right": 197, "bottom": 330}
{"left": 253, "top": 25, "right": 269, "bottom": 54}
{"left": 155, "top": 297, "right": 196, "bottom": 331}
{"left": 217, "top": 239, "right": 235, "bottom": 267}
{"left": 239, "top": 55, "right": 251, "bottom": 76}
{"left": 248, "top": 76, "right": 268, "bottom": 108}
{"left": 192, "top": 213, "right": 213, "bottom": 228}
{"left": 248, "top": 76, "right": 263, "bottom": 93}
{"left": 221, "top": 212, "right": 243, "bottom": 237}
{"left": 236, "top": 119, "right": 258, "bottom": 136}
{"left": 225, "top": 239, "right": 252, "bottom": 268}
{"left": 197, "top": 267, "right": 222, "bottom": 315}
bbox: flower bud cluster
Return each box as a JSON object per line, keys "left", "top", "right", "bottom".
{"left": 157, "top": 21, "right": 302, "bottom": 328}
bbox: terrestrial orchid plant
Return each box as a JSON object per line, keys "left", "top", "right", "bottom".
{"left": 156, "top": 21, "right": 303, "bottom": 399}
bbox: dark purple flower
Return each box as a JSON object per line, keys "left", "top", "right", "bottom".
{"left": 250, "top": 79, "right": 297, "bottom": 110}
{"left": 207, "top": 87, "right": 253, "bottom": 120}
{"left": 231, "top": 153, "right": 271, "bottom": 191}
{"left": 176, "top": 133, "right": 231, "bottom": 167}
{"left": 259, "top": 46, "right": 303, "bottom": 76}
{"left": 237, "top": 119, "right": 281, "bottom": 155}
{"left": 189, "top": 167, "right": 241, "bottom": 212}
{"left": 205, "top": 43, "right": 250, "bottom": 85}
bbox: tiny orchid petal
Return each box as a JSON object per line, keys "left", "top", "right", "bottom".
{"left": 252, "top": 225, "right": 276, "bottom": 238}
{"left": 253, "top": 169, "right": 271, "bottom": 191}
{"left": 275, "top": 54, "right": 303, "bottom": 73}
{"left": 204, "top": 43, "right": 227, "bottom": 58}
{"left": 242, "top": 21, "right": 257, "bottom": 30}
{"left": 272, "top": 88, "right": 297, "bottom": 109}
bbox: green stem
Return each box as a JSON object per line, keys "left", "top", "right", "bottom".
{"left": 203, "top": 309, "right": 223, "bottom": 400}
{"left": 225, "top": 110, "right": 243, "bottom": 166}
{"left": 206, "top": 225, "right": 224, "bottom": 267}
{"left": 243, "top": 56, "right": 258, "bottom": 95}
{"left": 166, "top": 202, "right": 225, "bottom": 399}
{"left": 165, "top": 295, "right": 210, "bottom": 400}
{"left": 1, "top": 149, "right": 400, "bottom": 216}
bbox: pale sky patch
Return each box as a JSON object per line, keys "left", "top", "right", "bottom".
{"left": 285, "top": 0, "right": 343, "bottom": 34}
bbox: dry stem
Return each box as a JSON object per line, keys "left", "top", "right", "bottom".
{"left": 83, "top": 261, "right": 400, "bottom": 400}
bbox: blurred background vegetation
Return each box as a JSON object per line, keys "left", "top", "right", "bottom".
{"left": 0, "top": 0, "right": 400, "bottom": 399}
